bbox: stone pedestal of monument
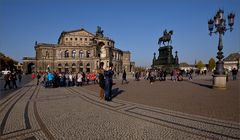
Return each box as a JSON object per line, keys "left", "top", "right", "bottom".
{"left": 212, "top": 75, "right": 227, "bottom": 89}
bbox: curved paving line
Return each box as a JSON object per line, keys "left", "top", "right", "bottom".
{"left": 1, "top": 84, "right": 40, "bottom": 139}
{"left": 1, "top": 129, "right": 41, "bottom": 140}
{"left": 0, "top": 88, "right": 26, "bottom": 113}
{"left": 2, "top": 85, "right": 38, "bottom": 137}
{"left": 130, "top": 107, "right": 240, "bottom": 130}
{"left": 126, "top": 108, "right": 239, "bottom": 140}
{"left": 0, "top": 88, "right": 23, "bottom": 106}
{"left": 0, "top": 86, "right": 34, "bottom": 136}
{"left": 80, "top": 88, "right": 240, "bottom": 139}
{"left": 24, "top": 85, "right": 39, "bottom": 130}
{"left": 33, "top": 86, "right": 55, "bottom": 140}
{"left": 82, "top": 86, "right": 240, "bottom": 128}
{"left": 65, "top": 87, "right": 216, "bottom": 140}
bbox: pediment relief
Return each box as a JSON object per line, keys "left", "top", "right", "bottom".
{"left": 66, "top": 30, "right": 94, "bottom": 37}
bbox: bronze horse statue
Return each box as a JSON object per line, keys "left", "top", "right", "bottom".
{"left": 158, "top": 29, "right": 173, "bottom": 46}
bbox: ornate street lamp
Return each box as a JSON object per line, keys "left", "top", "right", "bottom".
{"left": 208, "top": 9, "right": 235, "bottom": 88}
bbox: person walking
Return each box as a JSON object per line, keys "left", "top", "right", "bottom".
{"left": 232, "top": 68, "right": 238, "bottom": 80}
{"left": 122, "top": 69, "right": 128, "bottom": 84}
{"left": 91, "top": 72, "right": 96, "bottom": 84}
{"left": 149, "top": 70, "right": 154, "bottom": 84}
{"left": 37, "top": 72, "right": 41, "bottom": 85}
{"left": 18, "top": 72, "right": 22, "bottom": 83}
{"left": 31, "top": 72, "right": 36, "bottom": 79}
{"left": 11, "top": 72, "right": 18, "bottom": 89}
{"left": 4, "top": 72, "right": 11, "bottom": 90}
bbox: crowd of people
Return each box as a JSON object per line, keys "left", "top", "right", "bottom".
{"left": 32, "top": 71, "right": 98, "bottom": 88}
{"left": 2, "top": 66, "right": 239, "bottom": 102}
{"left": 29, "top": 62, "right": 115, "bottom": 101}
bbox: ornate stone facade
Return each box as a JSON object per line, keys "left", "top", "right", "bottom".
{"left": 23, "top": 27, "right": 134, "bottom": 74}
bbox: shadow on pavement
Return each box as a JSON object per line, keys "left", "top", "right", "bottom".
{"left": 186, "top": 80, "right": 213, "bottom": 89}
{"left": 111, "top": 88, "right": 124, "bottom": 99}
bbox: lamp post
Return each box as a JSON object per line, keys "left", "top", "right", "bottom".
{"left": 208, "top": 9, "right": 235, "bottom": 89}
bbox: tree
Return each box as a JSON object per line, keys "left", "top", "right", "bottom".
{"left": 208, "top": 58, "right": 216, "bottom": 71}
{"left": 134, "top": 66, "right": 146, "bottom": 72}
{"left": 0, "top": 52, "right": 18, "bottom": 71}
{"left": 196, "top": 60, "right": 205, "bottom": 70}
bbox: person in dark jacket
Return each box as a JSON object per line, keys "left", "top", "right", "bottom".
{"left": 232, "top": 68, "right": 238, "bottom": 80}
{"left": 104, "top": 65, "right": 114, "bottom": 101}
{"left": 11, "top": 72, "right": 18, "bottom": 89}
{"left": 122, "top": 69, "right": 128, "bottom": 84}
{"left": 4, "top": 72, "right": 11, "bottom": 89}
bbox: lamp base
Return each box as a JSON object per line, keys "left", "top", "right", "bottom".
{"left": 212, "top": 75, "right": 227, "bottom": 89}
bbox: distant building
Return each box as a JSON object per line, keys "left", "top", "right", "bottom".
{"left": 14, "top": 62, "right": 23, "bottom": 72}
{"left": 179, "top": 63, "right": 196, "bottom": 71}
{"left": 23, "top": 27, "right": 134, "bottom": 74}
{"left": 223, "top": 52, "right": 240, "bottom": 71}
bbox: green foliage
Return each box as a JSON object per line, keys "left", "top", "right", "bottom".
{"left": 134, "top": 66, "right": 146, "bottom": 72}
{"left": 196, "top": 60, "right": 205, "bottom": 70}
{"left": 0, "top": 52, "right": 18, "bottom": 71}
{"left": 208, "top": 58, "right": 216, "bottom": 71}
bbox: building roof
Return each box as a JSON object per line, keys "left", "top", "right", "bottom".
{"left": 224, "top": 52, "right": 240, "bottom": 61}
{"left": 57, "top": 28, "right": 95, "bottom": 44}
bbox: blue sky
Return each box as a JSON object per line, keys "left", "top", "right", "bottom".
{"left": 0, "top": 0, "right": 239, "bottom": 67}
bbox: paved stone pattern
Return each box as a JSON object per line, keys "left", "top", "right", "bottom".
{"left": 0, "top": 76, "right": 239, "bottom": 139}
{"left": 85, "top": 74, "right": 240, "bottom": 123}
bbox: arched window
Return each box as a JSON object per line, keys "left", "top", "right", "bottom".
{"left": 86, "top": 50, "right": 90, "bottom": 58}
{"left": 72, "top": 63, "right": 76, "bottom": 72}
{"left": 79, "top": 50, "right": 84, "bottom": 58}
{"left": 72, "top": 50, "right": 76, "bottom": 58}
{"left": 79, "top": 62, "right": 83, "bottom": 72}
{"left": 72, "top": 63, "right": 76, "bottom": 67}
{"left": 46, "top": 51, "right": 49, "bottom": 58}
{"left": 86, "top": 63, "right": 90, "bottom": 73}
{"left": 65, "top": 50, "right": 69, "bottom": 58}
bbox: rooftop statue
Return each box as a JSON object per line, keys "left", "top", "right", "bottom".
{"left": 96, "top": 26, "right": 104, "bottom": 37}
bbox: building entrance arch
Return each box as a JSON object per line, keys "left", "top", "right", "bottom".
{"left": 27, "top": 62, "right": 35, "bottom": 74}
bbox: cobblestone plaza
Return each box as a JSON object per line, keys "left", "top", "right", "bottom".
{"left": 0, "top": 75, "right": 239, "bottom": 140}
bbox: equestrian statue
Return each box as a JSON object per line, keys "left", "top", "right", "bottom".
{"left": 158, "top": 29, "right": 173, "bottom": 46}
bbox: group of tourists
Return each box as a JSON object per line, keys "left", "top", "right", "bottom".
{"left": 32, "top": 71, "right": 97, "bottom": 88}
{"left": 3, "top": 71, "right": 22, "bottom": 90}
